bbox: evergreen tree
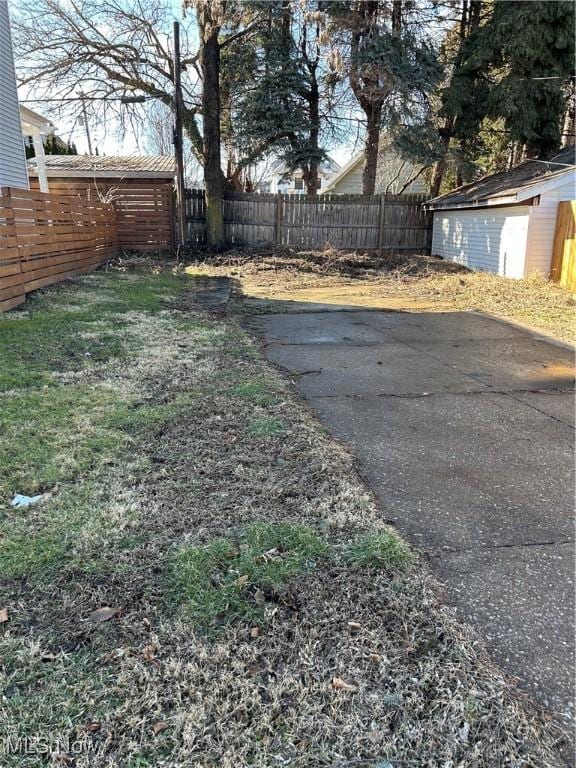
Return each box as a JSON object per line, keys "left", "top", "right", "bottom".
{"left": 234, "top": 1, "right": 347, "bottom": 194}
{"left": 432, "top": 0, "right": 575, "bottom": 195}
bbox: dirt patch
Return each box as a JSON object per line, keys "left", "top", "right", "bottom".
{"left": 192, "top": 244, "right": 575, "bottom": 342}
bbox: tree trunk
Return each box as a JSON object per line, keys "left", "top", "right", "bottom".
{"left": 305, "top": 78, "right": 320, "bottom": 195}
{"left": 363, "top": 104, "right": 381, "bottom": 195}
{"left": 562, "top": 83, "right": 575, "bottom": 146}
{"left": 429, "top": 156, "right": 446, "bottom": 198}
{"left": 392, "top": 0, "right": 402, "bottom": 32}
{"left": 200, "top": 22, "right": 225, "bottom": 249}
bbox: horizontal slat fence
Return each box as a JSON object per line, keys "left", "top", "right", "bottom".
{"left": 30, "top": 177, "right": 174, "bottom": 251}
{"left": 0, "top": 186, "right": 117, "bottom": 312}
{"left": 185, "top": 190, "right": 432, "bottom": 251}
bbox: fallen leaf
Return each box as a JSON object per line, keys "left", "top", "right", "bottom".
{"left": 151, "top": 721, "right": 168, "bottom": 735}
{"left": 0, "top": 608, "right": 8, "bottom": 623}
{"left": 331, "top": 676, "right": 358, "bottom": 692}
{"left": 347, "top": 621, "right": 362, "bottom": 631}
{"left": 369, "top": 653, "right": 382, "bottom": 664}
{"left": 250, "top": 626, "right": 261, "bottom": 638}
{"left": 89, "top": 607, "right": 120, "bottom": 624}
{"left": 234, "top": 574, "right": 249, "bottom": 587}
{"left": 86, "top": 721, "right": 101, "bottom": 733}
{"left": 296, "top": 738, "right": 310, "bottom": 750}
{"left": 254, "top": 589, "right": 266, "bottom": 605}
{"left": 141, "top": 644, "right": 158, "bottom": 662}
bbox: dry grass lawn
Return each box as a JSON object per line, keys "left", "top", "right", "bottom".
{"left": 0, "top": 259, "right": 569, "bottom": 767}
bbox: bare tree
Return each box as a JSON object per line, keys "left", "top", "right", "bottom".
{"left": 13, "top": 0, "right": 264, "bottom": 247}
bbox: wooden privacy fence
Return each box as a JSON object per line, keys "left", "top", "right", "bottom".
{"left": 30, "top": 178, "right": 173, "bottom": 252}
{"left": 0, "top": 187, "right": 117, "bottom": 312}
{"left": 550, "top": 200, "right": 576, "bottom": 291}
{"left": 186, "top": 190, "right": 432, "bottom": 251}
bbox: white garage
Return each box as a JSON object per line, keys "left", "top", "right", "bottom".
{"left": 426, "top": 148, "right": 575, "bottom": 278}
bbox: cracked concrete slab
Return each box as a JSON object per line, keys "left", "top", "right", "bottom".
{"left": 256, "top": 306, "right": 575, "bottom": 732}
{"left": 394, "top": 338, "right": 576, "bottom": 391}
{"left": 267, "top": 342, "right": 490, "bottom": 396}
{"left": 255, "top": 312, "right": 386, "bottom": 345}
{"left": 185, "top": 275, "right": 232, "bottom": 306}
{"left": 510, "top": 390, "right": 576, "bottom": 428}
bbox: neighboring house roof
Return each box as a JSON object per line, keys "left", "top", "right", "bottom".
{"left": 426, "top": 147, "right": 576, "bottom": 210}
{"left": 322, "top": 152, "right": 364, "bottom": 193}
{"left": 27, "top": 154, "right": 175, "bottom": 178}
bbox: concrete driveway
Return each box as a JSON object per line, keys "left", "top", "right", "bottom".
{"left": 254, "top": 303, "right": 575, "bottom": 729}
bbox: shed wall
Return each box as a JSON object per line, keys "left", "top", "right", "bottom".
{"left": 524, "top": 178, "right": 576, "bottom": 275}
{"left": 431, "top": 206, "right": 531, "bottom": 277}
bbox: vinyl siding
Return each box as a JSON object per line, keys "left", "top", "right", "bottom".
{"left": 431, "top": 207, "right": 531, "bottom": 278}
{"left": 329, "top": 158, "right": 427, "bottom": 195}
{"left": 330, "top": 162, "right": 364, "bottom": 194}
{"left": 524, "top": 176, "right": 576, "bottom": 275}
{"left": 0, "top": 2, "right": 28, "bottom": 189}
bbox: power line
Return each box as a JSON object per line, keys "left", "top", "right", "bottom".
{"left": 19, "top": 96, "right": 151, "bottom": 103}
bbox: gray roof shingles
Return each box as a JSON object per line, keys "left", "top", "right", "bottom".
{"left": 427, "top": 147, "right": 575, "bottom": 209}
{"left": 27, "top": 154, "right": 175, "bottom": 175}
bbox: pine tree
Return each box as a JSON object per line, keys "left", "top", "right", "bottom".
{"left": 438, "top": 0, "right": 575, "bottom": 192}
{"left": 234, "top": 1, "right": 346, "bottom": 194}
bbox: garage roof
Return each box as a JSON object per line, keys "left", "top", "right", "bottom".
{"left": 27, "top": 154, "right": 175, "bottom": 178}
{"left": 426, "top": 147, "right": 575, "bottom": 210}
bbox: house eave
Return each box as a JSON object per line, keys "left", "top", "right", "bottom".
{"left": 424, "top": 194, "right": 520, "bottom": 211}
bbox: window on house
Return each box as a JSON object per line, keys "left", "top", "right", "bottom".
{"left": 294, "top": 177, "right": 303, "bottom": 190}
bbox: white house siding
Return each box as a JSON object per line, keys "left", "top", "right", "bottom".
{"left": 524, "top": 177, "right": 576, "bottom": 275}
{"left": 330, "top": 162, "right": 364, "bottom": 194}
{"left": 328, "top": 159, "right": 427, "bottom": 195}
{"left": 0, "top": 2, "right": 28, "bottom": 189}
{"left": 431, "top": 206, "right": 531, "bottom": 278}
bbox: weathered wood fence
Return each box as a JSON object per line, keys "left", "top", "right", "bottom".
{"left": 0, "top": 187, "right": 117, "bottom": 312}
{"left": 186, "top": 190, "right": 432, "bottom": 251}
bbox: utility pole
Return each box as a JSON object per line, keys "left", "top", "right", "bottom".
{"left": 78, "top": 92, "right": 93, "bottom": 155}
{"left": 173, "top": 21, "right": 187, "bottom": 249}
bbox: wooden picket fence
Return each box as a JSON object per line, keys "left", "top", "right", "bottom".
{"left": 0, "top": 187, "right": 117, "bottom": 313}
{"left": 185, "top": 190, "right": 432, "bottom": 251}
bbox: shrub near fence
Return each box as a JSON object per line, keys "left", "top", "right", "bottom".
{"left": 0, "top": 187, "right": 117, "bottom": 312}
{"left": 186, "top": 189, "right": 432, "bottom": 251}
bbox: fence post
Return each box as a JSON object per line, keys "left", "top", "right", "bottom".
{"left": 275, "top": 193, "right": 282, "bottom": 244}
{"left": 377, "top": 193, "right": 386, "bottom": 250}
